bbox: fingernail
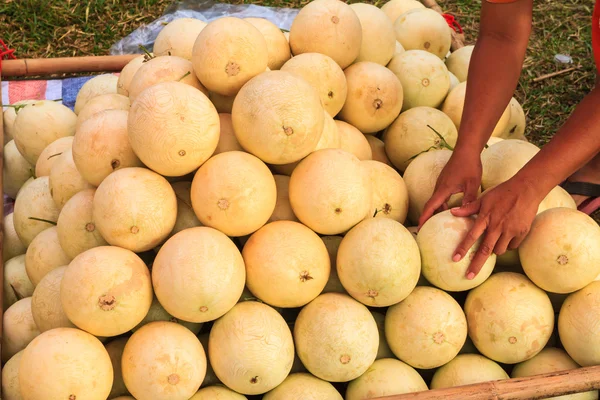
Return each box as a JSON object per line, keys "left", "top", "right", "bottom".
{"left": 451, "top": 207, "right": 460, "bottom": 211}
{"left": 467, "top": 272, "right": 475, "bottom": 280}
{"left": 452, "top": 254, "right": 462, "bottom": 262}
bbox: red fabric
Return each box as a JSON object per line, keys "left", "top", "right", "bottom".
{"left": 593, "top": 0, "right": 600, "bottom": 73}
{"left": 443, "top": 14, "right": 464, "bottom": 34}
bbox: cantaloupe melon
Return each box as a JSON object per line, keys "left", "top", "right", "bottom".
{"left": 191, "top": 151, "right": 276, "bottom": 236}
{"left": 338, "top": 218, "right": 420, "bottom": 306}
{"left": 294, "top": 293, "right": 379, "bottom": 382}
{"left": 13, "top": 176, "right": 60, "bottom": 246}
{"left": 93, "top": 167, "right": 177, "bottom": 252}
{"left": 245, "top": 18, "right": 291, "bottom": 70}
{"left": 3, "top": 213, "right": 26, "bottom": 263}
{"left": 350, "top": 3, "right": 396, "bottom": 65}
{"left": 12, "top": 100, "right": 77, "bottom": 164}
{"left": 500, "top": 97, "right": 527, "bottom": 139}
{"left": 3, "top": 100, "right": 35, "bottom": 144}
{"left": 280, "top": 52, "right": 347, "bottom": 117}
{"left": 289, "top": 0, "right": 362, "bottom": 69}
{"left": 57, "top": 189, "right": 108, "bottom": 259}
{"left": 442, "top": 81, "right": 511, "bottom": 138}
{"left": 169, "top": 181, "right": 202, "bottom": 236}
{"left": 31, "top": 266, "right": 74, "bottom": 332}
{"left": 336, "top": 120, "right": 372, "bottom": 160}
{"left": 4, "top": 140, "right": 33, "bottom": 199}
{"left": 384, "top": 107, "right": 458, "bottom": 172}
{"left": 394, "top": 8, "right": 451, "bottom": 59}
{"left": 214, "top": 113, "right": 243, "bottom": 155}
{"left": 128, "top": 55, "right": 207, "bottom": 102}
{"left": 35, "top": 136, "right": 73, "bottom": 178}
{"left": 481, "top": 139, "right": 540, "bottom": 190}
{"left": 417, "top": 210, "right": 496, "bottom": 291}
{"left": 117, "top": 54, "right": 148, "bottom": 97}
{"left": 243, "top": 221, "right": 330, "bottom": 307}
{"left": 321, "top": 236, "right": 347, "bottom": 294}
{"left": 289, "top": 149, "right": 372, "bottom": 235}
{"left": 519, "top": 208, "right": 600, "bottom": 294}
{"left": 381, "top": 0, "right": 425, "bottom": 24}
{"left": 388, "top": 50, "right": 451, "bottom": 111}
{"left": 49, "top": 148, "right": 94, "bottom": 209}
{"left": 363, "top": 160, "right": 409, "bottom": 223}
{"left": 269, "top": 175, "right": 298, "bottom": 223}
{"left": 75, "top": 93, "right": 131, "bottom": 131}
{"left": 346, "top": 358, "right": 428, "bottom": 400}
{"left": 1, "top": 350, "right": 23, "bottom": 400}
{"left": 263, "top": 373, "right": 342, "bottom": 400}
{"left": 19, "top": 328, "right": 113, "bottom": 400}
{"left": 209, "top": 92, "right": 236, "bottom": 113}
{"left": 386, "top": 286, "right": 467, "bottom": 369}
{"left": 154, "top": 18, "right": 207, "bottom": 59}
{"left": 371, "top": 311, "right": 394, "bottom": 359}
{"left": 133, "top": 296, "right": 203, "bottom": 334}
{"left": 366, "top": 136, "right": 393, "bottom": 166}
{"left": 122, "top": 321, "right": 207, "bottom": 400}
{"left": 61, "top": 246, "right": 153, "bottom": 336}
{"left": 449, "top": 71, "right": 460, "bottom": 90}
{"left": 430, "top": 354, "right": 509, "bottom": 389}
{"left": 339, "top": 62, "right": 404, "bottom": 134}
{"left": 538, "top": 186, "right": 577, "bottom": 213}
{"left": 232, "top": 71, "right": 324, "bottom": 164}
{"left": 209, "top": 301, "right": 294, "bottom": 395}
{"left": 153, "top": 226, "right": 245, "bottom": 322}
{"left": 74, "top": 74, "right": 119, "bottom": 114}
{"left": 105, "top": 337, "right": 129, "bottom": 399}
{"left": 316, "top": 110, "right": 341, "bottom": 150}
{"left": 192, "top": 17, "right": 268, "bottom": 96}
{"left": 198, "top": 333, "right": 220, "bottom": 388}
{"left": 2, "top": 297, "right": 39, "bottom": 363}
{"left": 25, "top": 226, "right": 71, "bottom": 286}
{"left": 128, "top": 81, "right": 219, "bottom": 176}
{"left": 191, "top": 386, "right": 248, "bottom": 400}
{"left": 445, "top": 45, "right": 474, "bottom": 82}
{"left": 465, "top": 272, "right": 554, "bottom": 364}
{"left": 3, "top": 255, "right": 33, "bottom": 311}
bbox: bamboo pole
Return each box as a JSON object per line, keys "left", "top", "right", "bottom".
{"left": 371, "top": 365, "right": 600, "bottom": 400}
{"left": 1, "top": 54, "right": 138, "bottom": 78}
{"left": 421, "top": 0, "right": 466, "bottom": 51}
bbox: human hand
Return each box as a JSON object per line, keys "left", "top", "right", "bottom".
{"left": 450, "top": 177, "right": 543, "bottom": 279}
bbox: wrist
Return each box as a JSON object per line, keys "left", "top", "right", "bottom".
{"left": 509, "top": 172, "right": 552, "bottom": 203}
{"left": 452, "top": 143, "right": 482, "bottom": 162}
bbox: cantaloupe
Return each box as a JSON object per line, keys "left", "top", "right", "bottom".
{"left": 393, "top": 40, "right": 406, "bottom": 58}
{"left": 263, "top": 373, "right": 342, "bottom": 400}
{"left": 316, "top": 110, "right": 341, "bottom": 149}
{"left": 243, "top": 221, "right": 330, "bottom": 307}
{"left": 122, "top": 321, "right": 207, "bottom": 400}
{"left": 350, "top": 3, "right": 396, "bottom": 65}
{"left": 74, "top": 74, "right": 119, "bottom": 114}
{"left": 442, "top": 81, "right": 511, "bottom": 138}
{"left": 430, "top": 354, "right": 509, "bottom": 389}
{"left": 128, "top": 81, "right": 219, "bottom": 176}
{"left": 3, "top": 213, "right": 26, "bottom": 263}
{"left": 232, "top": 71, "right": 324, "bottom": 164}
{"left": 153, "top": 227, "right": 245, "bottom": 322}
{"left": 57, "top": 189, "right": 108, "bottom": 259}
{"left": 500, "top": 97, "right": 527, "bottom": 139}
{"left": 2, "top": 297, "right": 39, "bottom": 363}
{"left": 386, "top": 286, "right": 467, "bottom": 369}
{"left": 371, "top": 311, "right": 394, "bottom": 359}
{"left": 31, "top": 266, "right": 74, "bottom": 332}
{"left": 93, "top": 167, "right": 177, "bottom": 252}
{"left": 538, "top": 186, "right": 577, "bottom": 213}
{"left": 481, "top": 139, "right": 540, "bottom": 190}
{"left": 128, "top": 55, "right": 207, "bottom": 102}
{"left": 417, "top": 210, "right": 496, "bottom": 291}
{"left": 269, "top": 175, "right": 298, "bottom": 223}
{"left": 191, "top": 151, "right": 276, "bottom": 236}
{"left": 384, "top": 107, "right": 458, "bottom": 172}
{"left": 49, "top": 148, "right": 94, "bottom": 209}
{"left": 280, "top": 53, "right": 347, "bottom": 117}
{"left": 198, "top": 333, "right": 220, "bottom": 388}
{"left": 336, "top": 120, "right": 372, "bottom": 160}
{"left": 61, "top": 246, "right": 153, "bottom": 336}
{"left": 19, "top": 328, "right": 113, "bottom": 400}
{"left": 25, "top": 226, "right": 71, "bottom": 286}
{"left": 338, "top": 218, "right": 420, "bottom": 306}
{"left": 339, "top": 62, "right": 404, "bottom": 134}
{"left": 366, "top": 135, "right": 393, "bottom": 166}
{"left": 133, "top": 296, "right": 203, "bottom": 334}
{"left": 449, "top": 71, "right": 460, "bottom": 91}
{"left": 4, "top": 140, "right": 33, "bottom": 199}
{"left": 192, "top": 17, "right": 268, "bottom": 96}
{"left": 289, "top": 149, "right": 372, "bottom": 235}
{"left": 169, "top": 181, "right": 202, "bottom": 236}
{"left": 214, "top": 113, "right": 243, "bottom": 155}
{"left": 388, "top": 50, "right": 451, "bottom": 111}
{"left": 245, "top": 18, "right": 291, "bottom": 70}
{"left": 294, "top": 293, "right": 379, "bottom": 382}
{"left": 445, "top": 45, "right": 474, "bottom": 82}
{"left": 363, "top": 160, "right": 409, "bottom": 223}
{"left": 3, "top": 100, "right": 35, "bottom": 144}
{"left": 465, "top": 272, "right": 554, "bottom": 364}
{"left": 191, "top": 386, "right": 248, "bottom": 400}
{"left": 3, "top": 255, "right": 33, "bottom": 311}
{"left": 559, "top": 281, "right": 600, "bottom": 367}
{"left": 105, "top": 337, "right": 129, "bottom": 399}
{"left": 394, "top": 8, "right": 451, "bottom": 59}
{"left": 13, "top": 176, "right": 60, "bottom": 246}
{"left": 321, "top": 236, "right": 347, "bottom": 294}
{"left": 1, "top": 350, "right": 23, "bottom": 400}
{"left": 15, "top": 176, "right": 33, "bottom": 200}
{"left": 154, "top": 18, "right": 207, "bottom": 59}
{"left": 12, "top": 100, "right": 77, "bottom": 164}
{"left": 75, "top": 93, "right": 131, "bottom": 131}
{"left": 35, "top": 136, "right": 73, "bottom": 178}
{"left": 289, "top": 0, "right": 362, "bottom": 69}
{"left": 346, "top": 358, "right": 428, "bottom": 400}
{"left": 209, "top": 301, "right": 294, "bottom": 395}
{"left": 209, "top": 92, "right": 236, "bottom": 113}
{"left": 520, "top": 208, "right": 600, "bottom": 294}
{"left": 381, "top": 0, "right": 425, "bottom": 24}
{"left": 117, "top": 54, "right": 148, "bottom": 97}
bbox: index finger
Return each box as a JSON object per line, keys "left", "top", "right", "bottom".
{"left": 419, "top": 188, "right": 452, "bottom": 229}
{"left": 453, "top": 215, "right": 487, "bottom": 263}
{"left": 466, "top": 229, "right": 501, "bottom": 280}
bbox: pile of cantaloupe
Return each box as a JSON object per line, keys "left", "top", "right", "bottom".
{"left": 2, "top": 0, "right": 600, "bottom": 399}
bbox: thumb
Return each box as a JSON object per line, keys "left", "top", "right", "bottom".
{"left": 461, "top": 182, "right": 480, "bottom": 206}
{"left": 451, "top": 199, "right": 481, "bottom": 217}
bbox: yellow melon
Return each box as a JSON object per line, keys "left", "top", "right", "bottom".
{"left": 394, "top": 8, "right": 451, "bottom": 59}
{"left": 3, "top": 140, "right": 33, "bottom": 199}
{"left": 214, "top": 113, "right": 243, "bottom": 155}
{"left": 3, "top": 255, "right": 33, "bottom": 311}
{"left": 3, "top": 100, "right": 35, "bottom": 144}
{"left": 13, "top": 176, "right": 60, "bottom": 246}
{"left": 74, "top": 74, "right": 119, "bottom": 114}
{"left": 431, "top": 354, "right": 509, "bottom": 389}
{"left": 117, "top": 54, "right": 148, "bottom": 97}
{"left": 191, "top": 386, "right": 248, "bottom": 400}
{"left": 75, "top": 93, "right": 130, "bottom": 131}
{"left": 350, "top": 3, "right": 396, "bottom": 65}
{"left": 49, "top": 148, "right": 94, "bottom": 209}
{"left": 363, "top": 160, "right": 409, "bottom": 223}
{"left": 1, "top": 351, "right": 23, "bottom": 400}
{"left": 133, "top": 296, "right": 203, "bottom": 334}
{"left": 105, "top": 337, "right": 129, "bottom": 399}
{"left": 169, "top": 181, "right": 202, "bottom": 237}
{"left": 481, "top": 139, "right": 540, "bottom": 190}
{"left": 321, "top": 236, "right": 347, "bottom": 294}
{"left": 3, "top": 213, "right": 26, "bottom": 263}
{"left": 336, "top": 120, "right": 372, "bottom": 160}
{"left": 263, "top": 373, "right": 342, "bottom": 400}
{"left": 366, "top": 135, "right": 393, "bottom": 166}
{"left": 269, "top": 175, "right": 299, "bottom": 223}
{"left": 2, "top": 297, "right": 40, "bottom": 363}
{"left": 35, "top": 136, "right": 73, "bottom": 178}
{"left": 246, "top": 18, "right": 291, "bottom": 70}
{"left": 25, "top": 226, "right": 71, "bottom": 286}
{"left": 154, "top": 18, "right": 207, "bottom": 59}
{"left": 381, "top": 0, "right": 425, "bottom": 24}
{"left": 445, "top": 45, "right": 474, "bottom": 82}
{"left": 209, "top": 92, "right": 236, "bottom": 113}
{"left": 500, "top": 97, "right": 527, "bottom": 139}
{"left": 371, "top": 311, "right": 394, "bottom": 360}
{"left": 31, "top": 266, "right": 75, "bottom": 332}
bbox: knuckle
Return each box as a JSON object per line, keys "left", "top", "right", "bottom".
{"left": 479, "top": 243, "right": 493, "bottom": 256}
